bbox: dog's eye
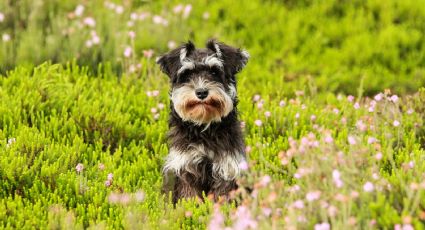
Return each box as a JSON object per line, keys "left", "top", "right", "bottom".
{"left": 177, "top": 73, "right": 190, "bottom": 83}
{"left": 210, "top": 67, "right": 221, "bottom": 77}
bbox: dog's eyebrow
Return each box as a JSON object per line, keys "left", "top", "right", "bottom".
{"left": 203, "top": 55, "right": 223, "bottom": 70}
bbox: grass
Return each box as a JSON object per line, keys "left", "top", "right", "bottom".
{"left": 0, "top": 0, "right": 424, "bottom": 229}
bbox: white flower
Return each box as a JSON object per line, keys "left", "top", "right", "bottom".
{"left": 75, "top": 5, "right": 85, "bottom": 17}
{"left": 124, "top": 46, "right": 132, "bottom": 57}
{"left": 2, "top": 33, "right": 11, "bottom": 42}
{"left": 393, "top": 120, "right": 400, "bottom": 127}
{"left": 363, "top": 181, "right": 374, "bottom": 192}
{"left": 0, "top": 12, "right": 5, "bottom": 22}
{"left": 83, "top": 17, "right": 96, "bottom": 27}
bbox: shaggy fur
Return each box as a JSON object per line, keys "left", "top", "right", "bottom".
{"left": 157, "top": 40, "right": 249, "bottom": 203}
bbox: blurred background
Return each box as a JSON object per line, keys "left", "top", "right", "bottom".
{"left": 1, "top": 0, "right": 424, "bottom": 96}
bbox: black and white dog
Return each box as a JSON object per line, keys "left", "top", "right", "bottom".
{"left": 157, "top": 40, "right": 249, "bottom": 203}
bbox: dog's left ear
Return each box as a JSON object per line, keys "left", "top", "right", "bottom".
{"left": 206, "top": 40, "right": 250, "bottom": 75}
{"left": 156, "top": 41, "right": 196, "bottom": 78}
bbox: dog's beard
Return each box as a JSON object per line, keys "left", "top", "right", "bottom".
{"left": 171, "top": 79, "right": 233, "bottom": 126}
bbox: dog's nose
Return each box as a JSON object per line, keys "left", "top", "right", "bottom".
{"left": 195, "top": 88, "right": 209, "bottom": 100}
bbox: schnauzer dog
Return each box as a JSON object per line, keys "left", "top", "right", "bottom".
{"left": 157, "top": 40, "right": 249, "bottom": 203}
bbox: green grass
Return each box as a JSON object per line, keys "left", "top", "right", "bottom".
{"left": 0, "top": 0, "right": 425, "bottom": 229}
{"left": 0, "top": 63, "right": 424, "bottom": 229}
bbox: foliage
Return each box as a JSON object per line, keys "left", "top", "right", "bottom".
{"left": 0, "top": 63, "right": 424, "bottom": 229}
{"left": 1, "top": 0, "right": 425, "bottom": 95}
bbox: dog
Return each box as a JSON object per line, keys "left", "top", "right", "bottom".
{"left": 156, "top": 40, "right": 249, "bottom": 203}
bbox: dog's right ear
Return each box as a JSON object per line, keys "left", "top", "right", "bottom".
{"left": 156, "top": 41, "right": 196, "bottom": 78}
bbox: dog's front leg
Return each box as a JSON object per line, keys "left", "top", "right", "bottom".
{"left": 172, "top": 172, "right": 204, "bottom": 203}
{"left": 209, "top": 178, "right": 238, "bottom": 201}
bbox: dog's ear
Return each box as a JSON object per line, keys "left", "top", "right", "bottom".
{"left": 206, "top": 39, "right": 249, "bottom": 75}
{"left": 156, "top": 41, "right": 196, "bottom": 78}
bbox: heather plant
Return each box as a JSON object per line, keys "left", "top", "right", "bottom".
{"left": 0, "top": 0, "right": 425, "bottom": 229}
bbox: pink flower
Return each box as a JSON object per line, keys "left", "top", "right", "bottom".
{"left": 347, "top": 95, "right": 355, "bottom": 102}
{"left": 279, "top": 100, "right": 286, "bottom": 107}
{"left": 324, "top": 135, "right": 333, "bottom": 143}
{"left": 240, "top": 121, "right": 246, "bottom": 129}
{"left": 264, "top": 111, "right": 271, "bottom": 118}
{"left": 152, "top": 90, "right": 159, "bottom": 96}
{"left": 108, "top": 193, "right": 120, "bottom": 203}
{"left": 401, "top": 224, "right": 414, "bottom": 230}
{"left": 363, "top": 181, "right": 374, "bottom": 192}
{"left": 245, "top": 146, "right": 252, "bottom": 153}
{"left": 368, "top": 137, "right": 377, "bottom": 144}
{"left": 98, "top": 163, "right": 105, "bottom": 170}
{"left": 407, "top": 109, "right": 414, "bottom": 114}
{"left": 107, "top": 173, "right": 114, "bottom": 181}
{"left": 153, "top": 15, "right": 168, "bottom": 25}
{"left": 310, "top": 115, "right": 316, "bottom": 121}
{"left": 128, "top": 31, "right": 136, "bottom": 39}
{"left": 83, "top": 17, "right": 96, "bottom": 27}
{"left": 256, "top": 102, "right": 263, "bottom": 109}
{"left": 173, "top": 4, "right": 184, "bottom": 14}
{"left": 332, "top": 169, "right": 343, "bottom": 188}
{"left": 306, "top": 191, "right": 321, "bottom": 202}
{"left": 105, "top": 180, "right": 112, "bottom": 187}
{"left": 239, "top": 161, "right": 249, "bottom": 171}
{"left": 157, "top": 103, "right": 165, "bottom": 110}
{"left": 295, "top": 113, "right": 300, "bottom": 119}
{"left": 390, "top": 95, "right": 399, "bottom": 103}
{"left": 347, "top": 136, "right": 356, "bottom": 145}
{"left": 374, "top": 93, "right": 383, "bottom": 101}
{"left": 254, "top": 119, "right": 262, "bottom": 127}
{"left": 333, "top": 108, "right": 340, "bottom": 114}
{"left": 130, "top": 12, "right": 138, "bottom": 21}
{"left": 262, "top": 207, "right": 272, "bottom": 217}
{"left": 134, "top": 190, "right": 145, "bottom": 202}
{"left": 314, "top": 222, "right": 330, "bottom": 230}
{"left": 353, "top": 102, "right": 360, "bottom": 109}
{"left": 208, "top": 205, "right": 224, "bottom": 230}
{"left": 232, "top": 205, "right": 258, "bottom": 229}
{"left": 328, "top": 206, "right": 338, "bottom": 217}
{"left": 143, "top": 49, "right": 154, "bottom": 58}
{"left": 183, "top": 4, "right": 192, "bottom": 18}
{"left": 375, "top": 152, "right": 383, "bottom": 160}
{"left": 356, "top": 120, "right": 367, "bottom": 131}
{"left": 120, "top": 194, "right": 131, "bottom": 205}
{"left": 76, "top": 163, "right": 84, "bottom": 173}
{"left": 150, "top": 107, "right": 158, "bottom": 114}
{"left": 393, "top": 120, "right": 400, "bottom": 127}
{"left": 138, "top": 12, "right": 150, "bottom": 20}
{"left": 115, "top": 5, "right": 124, "bottom": 14}
{"left": 92, "top": 36, "right": 100, "bottom": 45}
{"left": 0, "top": 12, "right": 4, "bottom": 22}
{"left": 253, "top": 94, "right": 261, "bottom": 102}
{"left": 124, "top": 46, "right": 132, "bottom": 57}
{"left": 292, "top": 200, "right": 304, "bottom": 209}
{"left": 259, "top": 175, "right": 271, "bottom": 186}
{"left": 85, "top": 40, "right": 93, "bottom": 48}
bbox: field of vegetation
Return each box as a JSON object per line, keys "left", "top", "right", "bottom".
{"left": 0, "top": 0, "right": 424, "bottom": 229}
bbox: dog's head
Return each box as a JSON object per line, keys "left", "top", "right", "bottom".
{"left": 157, "top": 40, "right": 249, "bottom": 126}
